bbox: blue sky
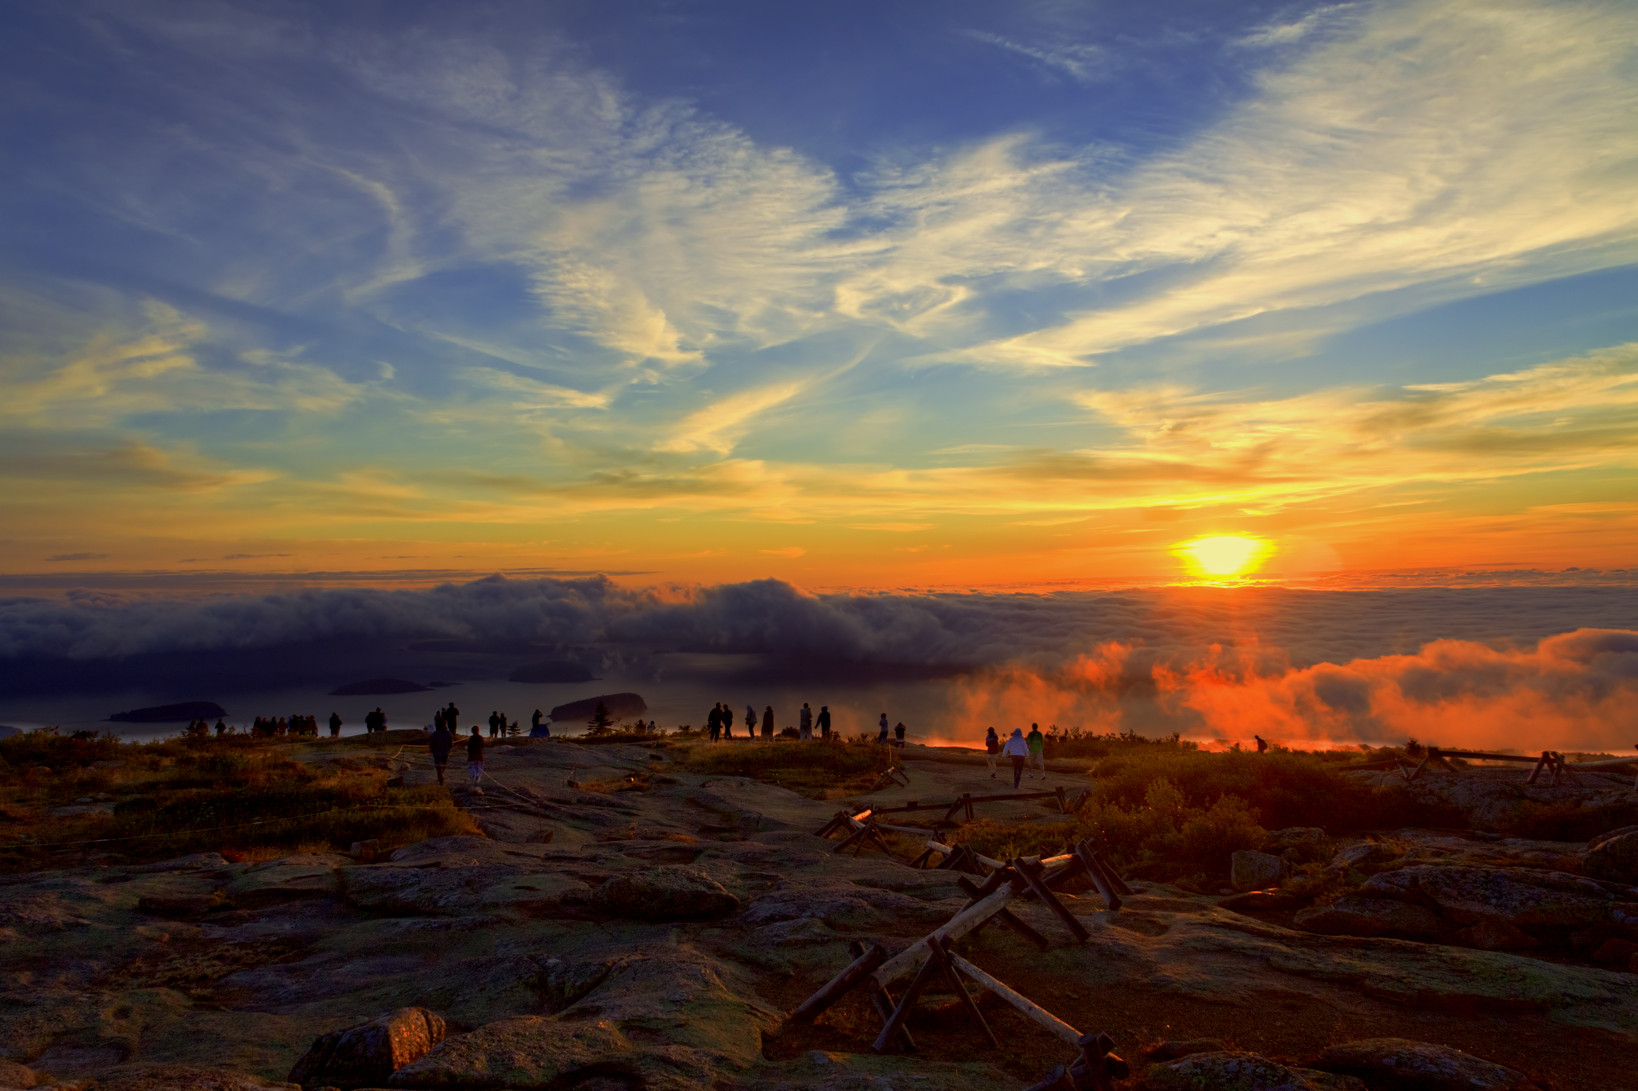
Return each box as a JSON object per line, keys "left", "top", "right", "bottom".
{"left": 1, "top": 0, "right": 1636, "bottom": 587}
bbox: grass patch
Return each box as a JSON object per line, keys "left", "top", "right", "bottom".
{"left": 0, "top": 728, "right": 478, "bottom": 872}
{"left": 950, "top": 737, "right": 1463, "bottom": 878}
{"left": 677, "top": 738, "right": 897, "bottom": 798}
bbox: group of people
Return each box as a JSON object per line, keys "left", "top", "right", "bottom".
{"left": 424, "top": 711, "right": 488, "bottom": 788}
{"left": 984, "top": 723, "right": 1048, "bottom": 788}
{"left": 704, "top": 701, "right": 835, "bottom": 742}
{"left": 245, "top": 713, "right": 331, "bottom": 738}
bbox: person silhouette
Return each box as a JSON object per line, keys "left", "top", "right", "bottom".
{"left": 1255, "top": 735, "right": 1268, "bottom": 753}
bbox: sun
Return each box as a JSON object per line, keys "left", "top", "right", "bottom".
{"left": 1175, "top": 535, "right": 1274, "bottom": 581}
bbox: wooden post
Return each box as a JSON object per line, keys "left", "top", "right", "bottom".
{"left": 872, "top": 942, "right": 943, "bottom": 1052}
{"left": 814, "top": 810, "right": 850, "bottom": 838}
{"left": 929, "top": 935, "right": 998, "bottom": 1048}
{"left": 1075, "top": 843, "right": 1120, "bottom": 910}
{"left": 956, "top": 875, "right": 1050, "bottom": 950}
{"left": 943, "top": 951, "right": 1082, "bottom": 1046}
{"left": 1012, "top": 857, "right": 1090, "bottom": 943}
{"left": 788, "top": 943, "right": 887, "bottom": 1024}
{"left": 1528, "top": 751, "right": 1551, "bottom": 784}
{"left": 1078, "top": 1031, "right": 1119, "bottom": 1091}
{"left": 1055, "top": 785, "right": 1069, "bottom": 814}
{"left": 965, "top": 793, "right": 975, "bottom": 822}
{"left": 873, "top": 882, "right": 1019, "bottom": 987}
{"left": 831, "top": 823, "right": 871, "bottom": 855}
{"left": 847, "top": 941, "right": 913, "bottom": 1050}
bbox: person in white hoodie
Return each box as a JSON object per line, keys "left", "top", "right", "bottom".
{"left": 1001, "top": 728, "right": 1030, "bottom": 789}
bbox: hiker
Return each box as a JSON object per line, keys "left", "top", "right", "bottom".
{"left": 877, "top": 713, "right": 889, "bottom": 744}
{"left": 530, "top": 710, "right": 550, "bottom": 738}
{"left": 817, "top": 705, "right": 832, "bottom": 740}
{"left": 486, "top": 710, "right": 500, "bottom": 738}
{"left": 1002, "top": 728, "right": 1030, "bottom": 788}
{"left": 708, "top": 703, "right": 722, "bottom": 742}
{"left": 761, "top": 705, "right": 774, "bottom": 740}
{"left": 429, "top": 721, "right": 454, "bottom": 785}
{"left": 466, "top": 726, "right": 485, "bottom": 788}
{"left": 214, "top": 718, "right": 227, "bottom": 737}
{"left": 444, "top": 701, "right": 460, "bottom": 733}
{"left": 799, "top": 702, "right": 813, "bottom": 740}
{"left": 531, "top": 708, "right": 544, "bottom": 734}
{"left": 329, "top": 711, "right": 342, "bottom": 738}
{"left": 743, "top": 704, "right": 755, "bottom": 740}
{"left": 984, "top": 727, "right": 1000, "bottom": 777}
{"left": 894, "top": 721, "right": 906, "bottom": 746}
{"left": 1255, "top": 734, "right": 1268, "bottom": 753}
{"left": 1026, "top": 723, "right": 1046, "bottom": 779}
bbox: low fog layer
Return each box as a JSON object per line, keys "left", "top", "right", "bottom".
{"left": 2, "top": 576, "right": 1635, "bottom": 750}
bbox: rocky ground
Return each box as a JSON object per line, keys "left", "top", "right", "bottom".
{"left": 2, "top": 740, "right": 1635, "bottom": 1091}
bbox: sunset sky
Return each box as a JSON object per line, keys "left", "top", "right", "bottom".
{"left": 3, "top": 0, "right": 1637, "bottom": 591}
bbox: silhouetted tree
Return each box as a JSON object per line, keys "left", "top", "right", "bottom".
{"left": 586, "top": 700, "right": 614, "bottom": 736}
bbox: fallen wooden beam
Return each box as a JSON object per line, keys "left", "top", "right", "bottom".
{"left": 1012, "top": 856, "right": 1090, "bottom": 943}
{"left": 930, "top": 934, "right": 998, "bottom": 1049}
{"left": 956, "top": 875, "right": 1050, "bottom": 950}
{"left": 944, "top": 950, "right": 1082, "bottom": 1047}
{"left": 847, "top": 940, "right": 913, "bottom": 1050}
{"left": 788, "top": 943, "right": 886, "bottom": 1025}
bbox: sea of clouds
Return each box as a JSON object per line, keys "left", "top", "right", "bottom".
{"left": 2, "top": 576, "right": 1635, "bottom": 751}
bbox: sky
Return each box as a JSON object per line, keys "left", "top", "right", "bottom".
{"left": 1, "top": 0, "right": 1636, "bottom": 590}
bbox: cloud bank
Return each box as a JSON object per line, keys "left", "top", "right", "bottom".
{"left": 3, "top": 576, "right": 1636, "bottom": 750}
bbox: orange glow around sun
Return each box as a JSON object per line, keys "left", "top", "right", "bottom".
{"left": 1175, "top": 535, "right": 1274, "bottom": 581}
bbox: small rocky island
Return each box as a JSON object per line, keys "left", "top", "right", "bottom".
{"left": 1, "top": 732, "right": 1634, "bottom": 1090}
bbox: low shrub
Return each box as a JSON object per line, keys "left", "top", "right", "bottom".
{"left": 679, "top": 738, "right": 896, "bottom": 798}
{"left": 0, "top": 729, "right": 477, "bottom": 871}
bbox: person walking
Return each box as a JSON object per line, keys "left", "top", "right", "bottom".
{"left": 329, "top": 711, "right": 343, "bottom": 738}
{"left": 429, "top": 721, "right": 454, "bottom": 785}
{"left": 466, "top": 726, "right": 485, "bottom": 790}
{"left": 744, "top": 704, "right": 755, "bottom": 740}
{"left": 1002, "top": 728, "right": 1030, "bottom": 789}
{"left": 799, "top": 703, "right": 813, "bottom": 740}
{"left": 984, "top": 726, "right": 1000, "bottom": 778}
{"left": 708, "top": 703, "right": 722, "bottom": 742}
{"left": 444, "top": 701, "right": 460, "bottom": 733}
{"left": 761, "top": 705, "right": 775, "bottom": 740}
{"left": 877, "top": 713, "right": 889, "bottom": 744}
{"left": 1026, "top": 723, "right": 1046, "bottom": 779}
{"left": 817, "top": 705, "right": 832, "bottom": 740}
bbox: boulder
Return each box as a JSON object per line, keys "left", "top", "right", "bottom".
{"left": 1315, "top": 1038, "right": 1535, "bottom": 1090}
{"left": 86, "top": 1066, "right": 298, "bottom": 1091}
{"left": 0, "top": 1061, "right": 35, "bottom": 1089}
{"left": 1329, "top": 842, "right": 1399, "bottom": 872}
{"left": 1231, "top": 851, "right": 1286, "bottom": 893}
{"left": 1264, "top": 828, "right": 1331, "bottom": 862}
{"left": 591, "top": 866, "right": 739, "bottom": 921}
{"left": 386, "top": 1016, "right": 638, "bottom": 1090}
{"left": 1294, "top": 896, "right": 1443, "bottom": 940}
{"left": 287, "top": 1007, "right": 445, "bottom": 1090}
{"left": 390, "top": 947, "right": 768, "bottom": 1090}
{"left": 1219, "top": 889, "right": 1309, "bottom": 912}
{"left": 341, "top": 864, "right": 587, "bottom": 916}
{"left": 223, "top": 856, "right": 348, "bottom": 907}
{"left": 1146, "top": 1039, "right": 1229, "bottom": 1061}
{"left": 1363, "top": 866, "right": 1618, "bottom": 930}
{"left": 1143, "top": 1051, "right": 1366, "bottom": 1091}
{"left": 1462, "top": 918, "right": 1537, "bottom": 951}
{"left": 1586, "top": 827, "right": 1638, "bottom": 884}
